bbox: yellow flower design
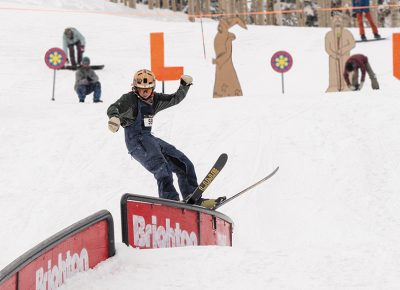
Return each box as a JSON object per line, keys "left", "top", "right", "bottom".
{"left": 49, "top": 52, "right": 62, "bottom": 65}
{"left": 275, "top": 55, "right": 288, "bottom": 69}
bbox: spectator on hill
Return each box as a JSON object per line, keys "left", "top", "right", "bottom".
{"left": 343, "top": 54, "right": 379, "bottom": 91}
{"left": 74, "top": 57, "right": 102, "bottom": 103}
{"left": 63, "top": 27, "right": 86, "bottom": 69}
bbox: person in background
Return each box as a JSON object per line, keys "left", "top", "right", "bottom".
{"left": 63, "top": 27, "right": 86, "bottom": 68}
{"left": 107, "top": 69, "right": 220, "bottom": 209}
{"left": 343, "top": 54, "right": 379, "bottom": 91}
{"left": 352, "top": 0, "right": 381, "bottom": 41}
{"left": 74, "top": 57, "right": 102, "bottom": 103}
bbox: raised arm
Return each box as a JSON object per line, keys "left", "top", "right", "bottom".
{"left": 153, "top": 75, "right": 193, "bottom": 113}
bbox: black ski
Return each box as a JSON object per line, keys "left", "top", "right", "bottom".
{"left": 211, "top": 166, "right": 279, "bottom": 210}
{"left": 184, "top": 153, "right": 228, "bottom": 204}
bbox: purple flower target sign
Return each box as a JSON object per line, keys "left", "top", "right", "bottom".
{"left": 270, "top": 51, "right": 293, "bottom": 93}
{"left": 45, "top": 47, "right": 67, "bottom": 69}
{"left": 44, "top": 47, "right": 67, "bottom": 101}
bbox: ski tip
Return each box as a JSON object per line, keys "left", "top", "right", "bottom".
{"left": 216, "top": 153, "right": 228, "bottom": 164}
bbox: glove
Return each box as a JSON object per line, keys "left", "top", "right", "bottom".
{"left": 66, "top": 58, "right": 69, "bottom": 64}
{"left": 81, "top": 79, "right": 89, "bottom": 85}
{"left": 108, "top": 116, "right": 121, "bottom": 133}
{"left": 180, "top": 75, "right": 193, "bottom": 86}
{"left": 359, "top": 81, "right": 364, "bottom": 90}
{"left": 80, "top": 46, "right": 85, "bottom": 52}
{"left": 87, "top": 77, "right": 93, "bottom": 82}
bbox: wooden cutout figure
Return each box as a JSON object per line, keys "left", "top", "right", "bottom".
{"left": 325, "top": 15, "right": 356, "bottom": 92}
{"left": 213, "top": 17, "right": 247, "bottom": 98}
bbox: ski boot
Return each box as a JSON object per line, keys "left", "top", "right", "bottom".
{"left": 197, "top": 197, "right": 226, "bottom": 209}
{"left": 360, "top": 34, "right": 367, "bottom": 41}
{"left": 374, "top": 33, "right": 381, "bottom": 39}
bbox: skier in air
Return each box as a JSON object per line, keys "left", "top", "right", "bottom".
{"left": 343, "top": 54, "right": 379, "bottom": 91}
{"left": 107, "top": 69, "right": 219, "bottom": 209}
{"left": 352, "top": 0, "right": 381, "bottom": 41}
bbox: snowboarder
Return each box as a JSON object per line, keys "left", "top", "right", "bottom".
{"left": 343, "top": 54, "right": 379, "bottom": 91}
{"left": 63, "top": 27, "right": 86, "bottom": 68}
{"left": 74, "top": 56, "right": 102, "bottom": 103}
{"left": 107, "top": 69, "right": 218, "bottom": 208}
{"left": 352, "top": 0, "right": 381, "bottom": 41}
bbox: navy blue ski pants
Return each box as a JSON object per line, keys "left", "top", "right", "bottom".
{"left": 76, "top": 82, "right": 101, "bottom": 102}
{"left": 125, "top": 132, "right": 198, "bottom": 201}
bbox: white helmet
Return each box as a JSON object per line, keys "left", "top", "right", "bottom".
{"left": 132, "top": 69, "right": 156, "bottom": 89}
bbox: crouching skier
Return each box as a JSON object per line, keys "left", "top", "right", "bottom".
{"left": 344, "top": 54, "right": 379, "bottom": 91}
{"left": 107, "top": 69, "right": 219, "bottom": 208}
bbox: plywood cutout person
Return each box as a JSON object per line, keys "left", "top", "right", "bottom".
{"left": 325, "top": 15, "right": 356, "bottom": 92}
{"left": 213, "top": 17, "right": 247, "bottom": 98}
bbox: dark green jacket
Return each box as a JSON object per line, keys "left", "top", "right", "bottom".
{"left": 107, "top": 84, "right": 190, "bottom": 128}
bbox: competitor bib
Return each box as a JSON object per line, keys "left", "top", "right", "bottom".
{"left": 143, "top": 115, "right": 153, "bottom": 127}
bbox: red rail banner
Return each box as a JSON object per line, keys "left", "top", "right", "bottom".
{"left": 121, "top": 194, "right": 233, "bottom": 249}
{"left": 0, "top": 210, "right": 115, "bottom": 290}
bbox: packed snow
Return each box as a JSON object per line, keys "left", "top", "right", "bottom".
{"left": 1, "top": 0, "right": 400, "bottom": 289}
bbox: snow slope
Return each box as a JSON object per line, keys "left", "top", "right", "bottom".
{"left": 1, "top": 0, "right": 400, "bottom": 289}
